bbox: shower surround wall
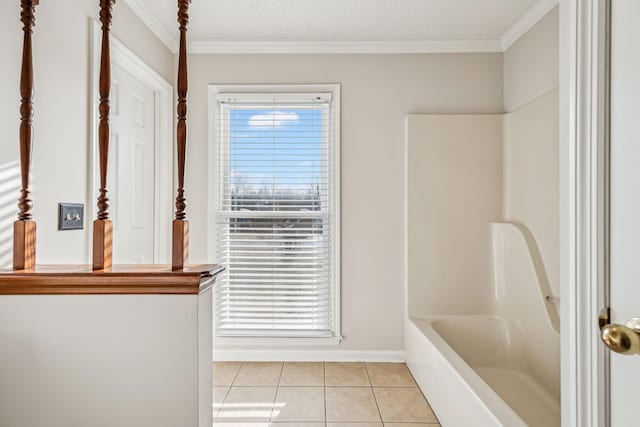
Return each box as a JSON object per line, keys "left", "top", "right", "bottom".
{"left": 503, "top": 91, "right": 559, "bottom": 298}
{"left": 407, "top": 88, "right": 559, "bottom": 319}
{"left": 405, "top": 89, "right": 560, "bottom": 425}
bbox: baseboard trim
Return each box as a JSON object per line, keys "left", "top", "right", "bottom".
{"left": 213, "top": 349, "right": 405, "bottom": 362}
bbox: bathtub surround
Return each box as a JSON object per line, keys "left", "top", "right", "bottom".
{"left": 503, "top": 90, "right": 560, "bottom": 297}
{"left": 405, "top": 91, "right": 560, "bottom": 425}
{"left": 405, "top": 93, "right": 559, "bottom": 314}
{"left": 405, "top": 100, "right": 560, "bottom": 317}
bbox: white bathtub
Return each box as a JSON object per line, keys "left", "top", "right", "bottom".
{"left": 406, "top": 315, "right": 560, "bottom": 427}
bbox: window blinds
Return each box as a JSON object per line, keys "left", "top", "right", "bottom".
{"left": 214, "top": 92, "right": 337, "bottom": 337}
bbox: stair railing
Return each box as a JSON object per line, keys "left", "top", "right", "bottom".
{"left": 12, "top": 0, "right": 196, "bottom": 272}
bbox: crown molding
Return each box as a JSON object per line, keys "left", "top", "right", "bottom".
{"left": 125, "top": 0, "right": 557, "bottom": 55}
{"left": 188, "top": 40, "right": 503, "bottom": 54}
{"left": 500, "top": 0, "right": 559, "bottom": 51}
{"left": 122, "top": 0, "right": 178, "bottom": 53}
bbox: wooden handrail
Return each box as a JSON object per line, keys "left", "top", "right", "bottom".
{"left": 14, "top": 0, "right": 39, "bottom": 271}
{"left": 93, "top": 0, "right": 116, "bottom": 271}
{"left": 172, "top": 0, "right": 191, "bottom": 271}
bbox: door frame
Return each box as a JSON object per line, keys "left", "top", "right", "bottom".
{"left": 561, "top": 0, "right": 610, "bottom": 426}
{"left": 88, "top": 19, "right": 174, "bottom": 264}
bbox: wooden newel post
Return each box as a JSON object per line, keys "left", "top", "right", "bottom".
{"left": 93, "top": 0, "right": 116, "bottom": 271}
{"left": 172, "top": 0, "right": 191, "bottom": 271}
{"left": 13, "top": 0, "right": 40, "bottom": 271}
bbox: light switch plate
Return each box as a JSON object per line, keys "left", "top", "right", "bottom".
{"left": 58, "top": 203, "right": 84, "bottom": 231}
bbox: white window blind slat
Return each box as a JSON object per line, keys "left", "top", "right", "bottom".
{"left": 214, "top": 91, "right": 337, "bottom": 338}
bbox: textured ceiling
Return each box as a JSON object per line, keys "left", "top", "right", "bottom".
{"left": 138, "top": 0, "right": 539, "bottom": 42}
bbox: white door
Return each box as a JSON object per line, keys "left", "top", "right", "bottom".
{"left": 107, "top": 63, "right": 156, "bottom": 264}
{"left": 608, "top": 1, "right": 640, "bottom": 425}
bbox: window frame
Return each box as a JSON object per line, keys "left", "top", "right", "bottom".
{"left": 208, "top": 84, "right": 341, "bottom": 346}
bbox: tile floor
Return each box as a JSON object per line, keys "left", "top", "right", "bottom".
{"left": 212, "top": 361, "right": 441, "bottom": 426}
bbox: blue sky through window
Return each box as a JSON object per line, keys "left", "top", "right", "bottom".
{"left": 229, "top": 107, "right": 324, "bottom": 195}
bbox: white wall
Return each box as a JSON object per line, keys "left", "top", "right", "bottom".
{"left": 503, "top": 6, "right": 559, "bottom": 112}
{"left": 0, "top": 293, "right": 211, "bottom": 427}
{"left": 0, "top": 0, "right": 174, "bottom": 267}
{"left": 406, "top": 114, "right": 503, "bottom": 317}
{"left": 188, "top": 54, "right": 503, "bottom": 351}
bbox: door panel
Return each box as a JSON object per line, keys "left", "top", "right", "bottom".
{"left": 107, "top": 63, "right": 155, "bottom": 264}
{"left": 609, "top": 1, "right": 640, "bottom": 425}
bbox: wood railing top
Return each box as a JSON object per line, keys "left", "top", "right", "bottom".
{"left": 0, "top": 264, "right": 224, "bottom": 295}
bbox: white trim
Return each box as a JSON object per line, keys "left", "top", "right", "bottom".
{"left": 213, "top": 350, "right": 405, "bottom": 363}
{"left": 89, "top": 20, "right": 174, "bottom": 264}
{"left": 121, "top": 0, "right": 178, "bottom": 53}
{"left": 189, "top": 40, "right": 503, "bottom": 55}
{"left": 561, "top": 0, "right": 609, "bottom": 426}
{"left": 501, "top": 0, "right": 559, "bottom": 51}
{"left": 208, "top": 84, "right": 342, "bottom": 343}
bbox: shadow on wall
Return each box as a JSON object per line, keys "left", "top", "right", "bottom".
{"left": 0, "top": 162, "right": 21, "bottom": 267}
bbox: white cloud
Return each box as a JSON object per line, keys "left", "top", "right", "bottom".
{"left": 248, "top": 111, "right": 299, "bottom": 128}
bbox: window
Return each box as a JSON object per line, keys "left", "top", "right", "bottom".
{"left": 211, "top": 85, "right": 340, "bottom": 339}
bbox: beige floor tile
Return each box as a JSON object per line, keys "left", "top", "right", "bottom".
{"left": 270, "top": 423, "right": 325, "bottom": 426}
{"left": 366, "top": 363, "right": 417, "bottom": 387}
{"left": 271, "top": 421, "right": 325, "bottom": 427}
{"left": 213, "top": 362, "right": 243, "bottom": 386}
{"left": 326, "top": 387, "right": 381, "bottom": 422}
{"left": 327, "top": 423, "right": 383, "bottom": 427}
{"left": 213, "top": 423, "right": 270, "bottom": 427}
{"left": 271, "top": 386, "right": 325, "bottom": 422}
{"left": 374, "top": 388, "right": 438, "bottom": 423}
{"left": 384, "top": 424, "right": 439, "bottom": 426}
{"left": 215, "top": 386, "right": 277, "bottom": 422}
{"left": 325, "top": 362, "right": 370, "bottom": 386}
{"left": 233, "top": 362, "right": 283, "bottom": 386}
{"left": 279, "top": 362, "right": 324, "bottom": 386}
{"left": 213, "top": 386, "right": 230, "bottom": 418}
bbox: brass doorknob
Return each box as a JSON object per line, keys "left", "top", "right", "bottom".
{"left": 601, "top": 317, "right": 640, "bottom": 355}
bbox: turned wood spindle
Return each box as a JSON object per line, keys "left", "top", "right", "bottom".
{"left": 93, "top": 0, "right": 116, "bottom": 271}
{"left": 14, "top": 0, "right": 39, "bottom": 271}
{"left": 172, "top": 0, "right": 191, "bottom": 271}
